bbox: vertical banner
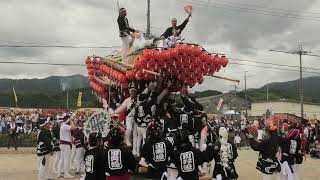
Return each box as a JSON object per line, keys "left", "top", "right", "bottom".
{"left": 217, "top": 98, "right": 224, "bottom": 111}
{"left": 77, "top": 92, "right": 82, "bottom": 107}
{"left": 12, "top": 86, "right": 18, "bottom": 107}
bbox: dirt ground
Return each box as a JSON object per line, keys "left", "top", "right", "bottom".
{"left": 0, "top": 148, "right": 319, "bottom": 180}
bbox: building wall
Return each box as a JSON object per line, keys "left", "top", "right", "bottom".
{"left": 251, "top": 101, "right": 320, "bottom": 119}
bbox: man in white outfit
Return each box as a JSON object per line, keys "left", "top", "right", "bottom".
{"left": 113, "top": 84, "right": 138, "bottom": 156}
{"left": 57, "top": 115, "right": 76, "bottom": 178}
{"left": 117, "top": 7, "right": 136, "bottom": 62}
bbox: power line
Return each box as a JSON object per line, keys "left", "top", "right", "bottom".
{"left": 176, "top": 0, "right": 320, "bottom": 22}
{"left": 212, "top": 0, "right": 320, "bottom": 15}
{"left": 228, "top": 57, "right": 320, "bottom": 71}
{"left": 0, "top": 45, "right": 120, "bottom": 49}
{"left": 192, "top": 0, "right": 320, "bottom": 19}
{"left": 0, "top": 61, "right": 85, "bottom": 66}
{"left": 228, "top": 62, "right": 320, "bottom": 75}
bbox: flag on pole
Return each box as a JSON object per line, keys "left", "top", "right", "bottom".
{"left": 217, "top": 98, "right": 223, "bottom": 111}
{"left": 12, "top": 86, "right": 18, "bottom": 106}
{"left": 77, "top": 92, "right": 82, "bottom": 107}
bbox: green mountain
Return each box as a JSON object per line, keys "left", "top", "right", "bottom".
{"left": 238, "top": 76, "right": 320, "bottom": 104}
{"left": 0, "top": 87, "right": 101, "bottom": 109}
{"left": 0, "top": 74, "right": 89, "bottom": 94}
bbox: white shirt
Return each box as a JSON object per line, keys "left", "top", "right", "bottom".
{"left": 60, "top": 123, "right": 72, "bottom": 142}
{"left": 114, "top": 97, "right": 136, "bottom": 117}
{"left": 234, "top": 136, "right": 241, "bottom": 144}
{"left": 257, "top": 129, "right": 264, "bottom": 140}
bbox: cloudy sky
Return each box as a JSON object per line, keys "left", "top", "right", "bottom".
{"left": 0, "top": 0, "right": 319, "bottom": 92}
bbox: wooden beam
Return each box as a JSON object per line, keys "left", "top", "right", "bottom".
{"left": 209, "top": 75, "right": 240, "bottom": 83}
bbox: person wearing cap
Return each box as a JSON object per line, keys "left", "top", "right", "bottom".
{"left": 57, "top": 115, "right": 77, "bottom": 178}
{"left": 104, "top": 127, "right": 137, "bottom": 180}
{"left": 245, "top": 125, "right": 281, "bottom": 180}
{"left": 112, "top": 84, "right": 138, "bottom": 156}
{"left": 83, "top": 132, "right": 105, "bottom": 180}
{"left": 161, "top": 14, "right": 191, "bottom": 39}
{"left": 117, "top": 7, "right": 137, "bottom": 62}
{"left": 36, "top": 117, "right": 54, "bottom": 180}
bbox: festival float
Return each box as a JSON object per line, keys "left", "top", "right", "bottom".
{"left": 85, "top": 43, "right": 229, "bottom": 103}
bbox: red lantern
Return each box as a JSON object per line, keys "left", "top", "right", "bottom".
{"left": 213, "top": 55, "right": 220, "bottom": 65}
{"left": 134, "top": 60, "right": 142, "bottom": 69}
{"left": 186, "top": 45, "right": 193, "bottom": 56}
{"left": 143, "top": 49, "right": 153, "bottom": 59}
{"left": 135, "top": 70, "right": 144, "bottom": 80}
{"left": 192, "top": 45, "right": 202, "bottom": 56}
{"left": 118, "top": 73, "right": 127, "bottom": 83}
{"left": 176, "top": 44, "right": 184, "bottom": 54}
{"left": 125, "top": 70, "right": 135, "bottom": 80}
{"left": 169, "top": 48, "right": 178, "bottom": 59}
{"left": 199, "top": 51, "right": 208, "bottom": 64}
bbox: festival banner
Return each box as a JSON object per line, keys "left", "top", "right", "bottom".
{"left": 12, "top": 86, "right": 18, "bottom": 105}
{"left": 217, "top": 98, "right": 223, "bottom": 111}
{"left": 77, "top": 92, "right": 82, "bottom": 107}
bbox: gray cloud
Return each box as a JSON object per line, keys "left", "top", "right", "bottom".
{"left": 0, "top": 0, "right": 319, "bottom": 92}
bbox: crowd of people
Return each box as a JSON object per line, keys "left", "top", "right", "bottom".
{"left": 0, "top": 109, "right": 93, "bottom": 150}
{"left": 32, "top": 78, "right": 320, "bottom": 180}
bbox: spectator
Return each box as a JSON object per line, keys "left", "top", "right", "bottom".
{"left": 234, "top": 134, "right": 242, "bottom": 150}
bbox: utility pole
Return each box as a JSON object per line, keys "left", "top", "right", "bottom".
{"left": 146, "top": 0, "right": 151, "bottom": 38}
{"left": 269, "top": 44, "right": 318, "bottom": 120}
{"left": 244, "top": 71, "right": 248, "bottom": 118}
{"left": 66, "top": 91, "right": 69, "bottom": 110}
{"left": 266, "top": 80, "right": 269, "bottom": 102}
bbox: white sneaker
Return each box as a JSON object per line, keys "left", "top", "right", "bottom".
{"left": 56, "top": 173, "right": 63, "bottom": 178}
{"left": 64, "top": 174, "right": 74, "bottom": 178}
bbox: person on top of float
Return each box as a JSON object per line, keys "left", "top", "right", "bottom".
{"left": 104, "top": 127, "right": 137, "bottom": 180}
{"left": 244, "top": 124, "right": 281, "bottom": 180}
{"left": 117, "top": 7, "right": 137, "bottom": 62}
{"left": 161, "top": 12, "right": 191, "bottom": 39}
{"left": 141, "top": 121, "right": 174, "bottom": 180}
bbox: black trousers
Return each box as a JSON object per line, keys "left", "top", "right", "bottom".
{"left": 7, "top": 134, "right": 17, "bottom": 150}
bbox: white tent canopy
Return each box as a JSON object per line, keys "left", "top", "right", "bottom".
{"left": 223, "top": 110, "right": 240, "bottom": 115}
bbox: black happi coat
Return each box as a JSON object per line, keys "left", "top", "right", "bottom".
{"left": 174, "top": 110, "right": 194, "bottom": 133}
{"left": 36, "top": 128, "right": 54, "bottom": 156}
{"left": 84, "top": 147, "right": 106, "bottom": 180}
{"left": 205, "top": 140, "right": 238, "bottom": 179}
{"left": 249, "top": 137, "right": 281, "bottom": 174}
{"left": 117, "top": 15, "right": 135, "bottom": 37}
{"left": 135, "top": 92, "right": 157, "bottom": 127}
{"left": 52, "top": 123, "right": 60, "bottom": 152}
{"left": 73, "top": 127, "right": 86, "bottom": 148}
{"left": 104, "top": 145, "right": 137, "bottom": 176}
{"left": 141, "top": 138, "right": 174, "bottom": 178}
{"left": 157, "top": 110, "right": 178, "bottom": 135}
{"left": 171, "top": 144, "right": 204, "bottom": 180}
{"left": 279, "top": 136, "right": 302, "bottom": 166}
{"left": 161, "top": 18, "right": 189, "bottom": 39}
